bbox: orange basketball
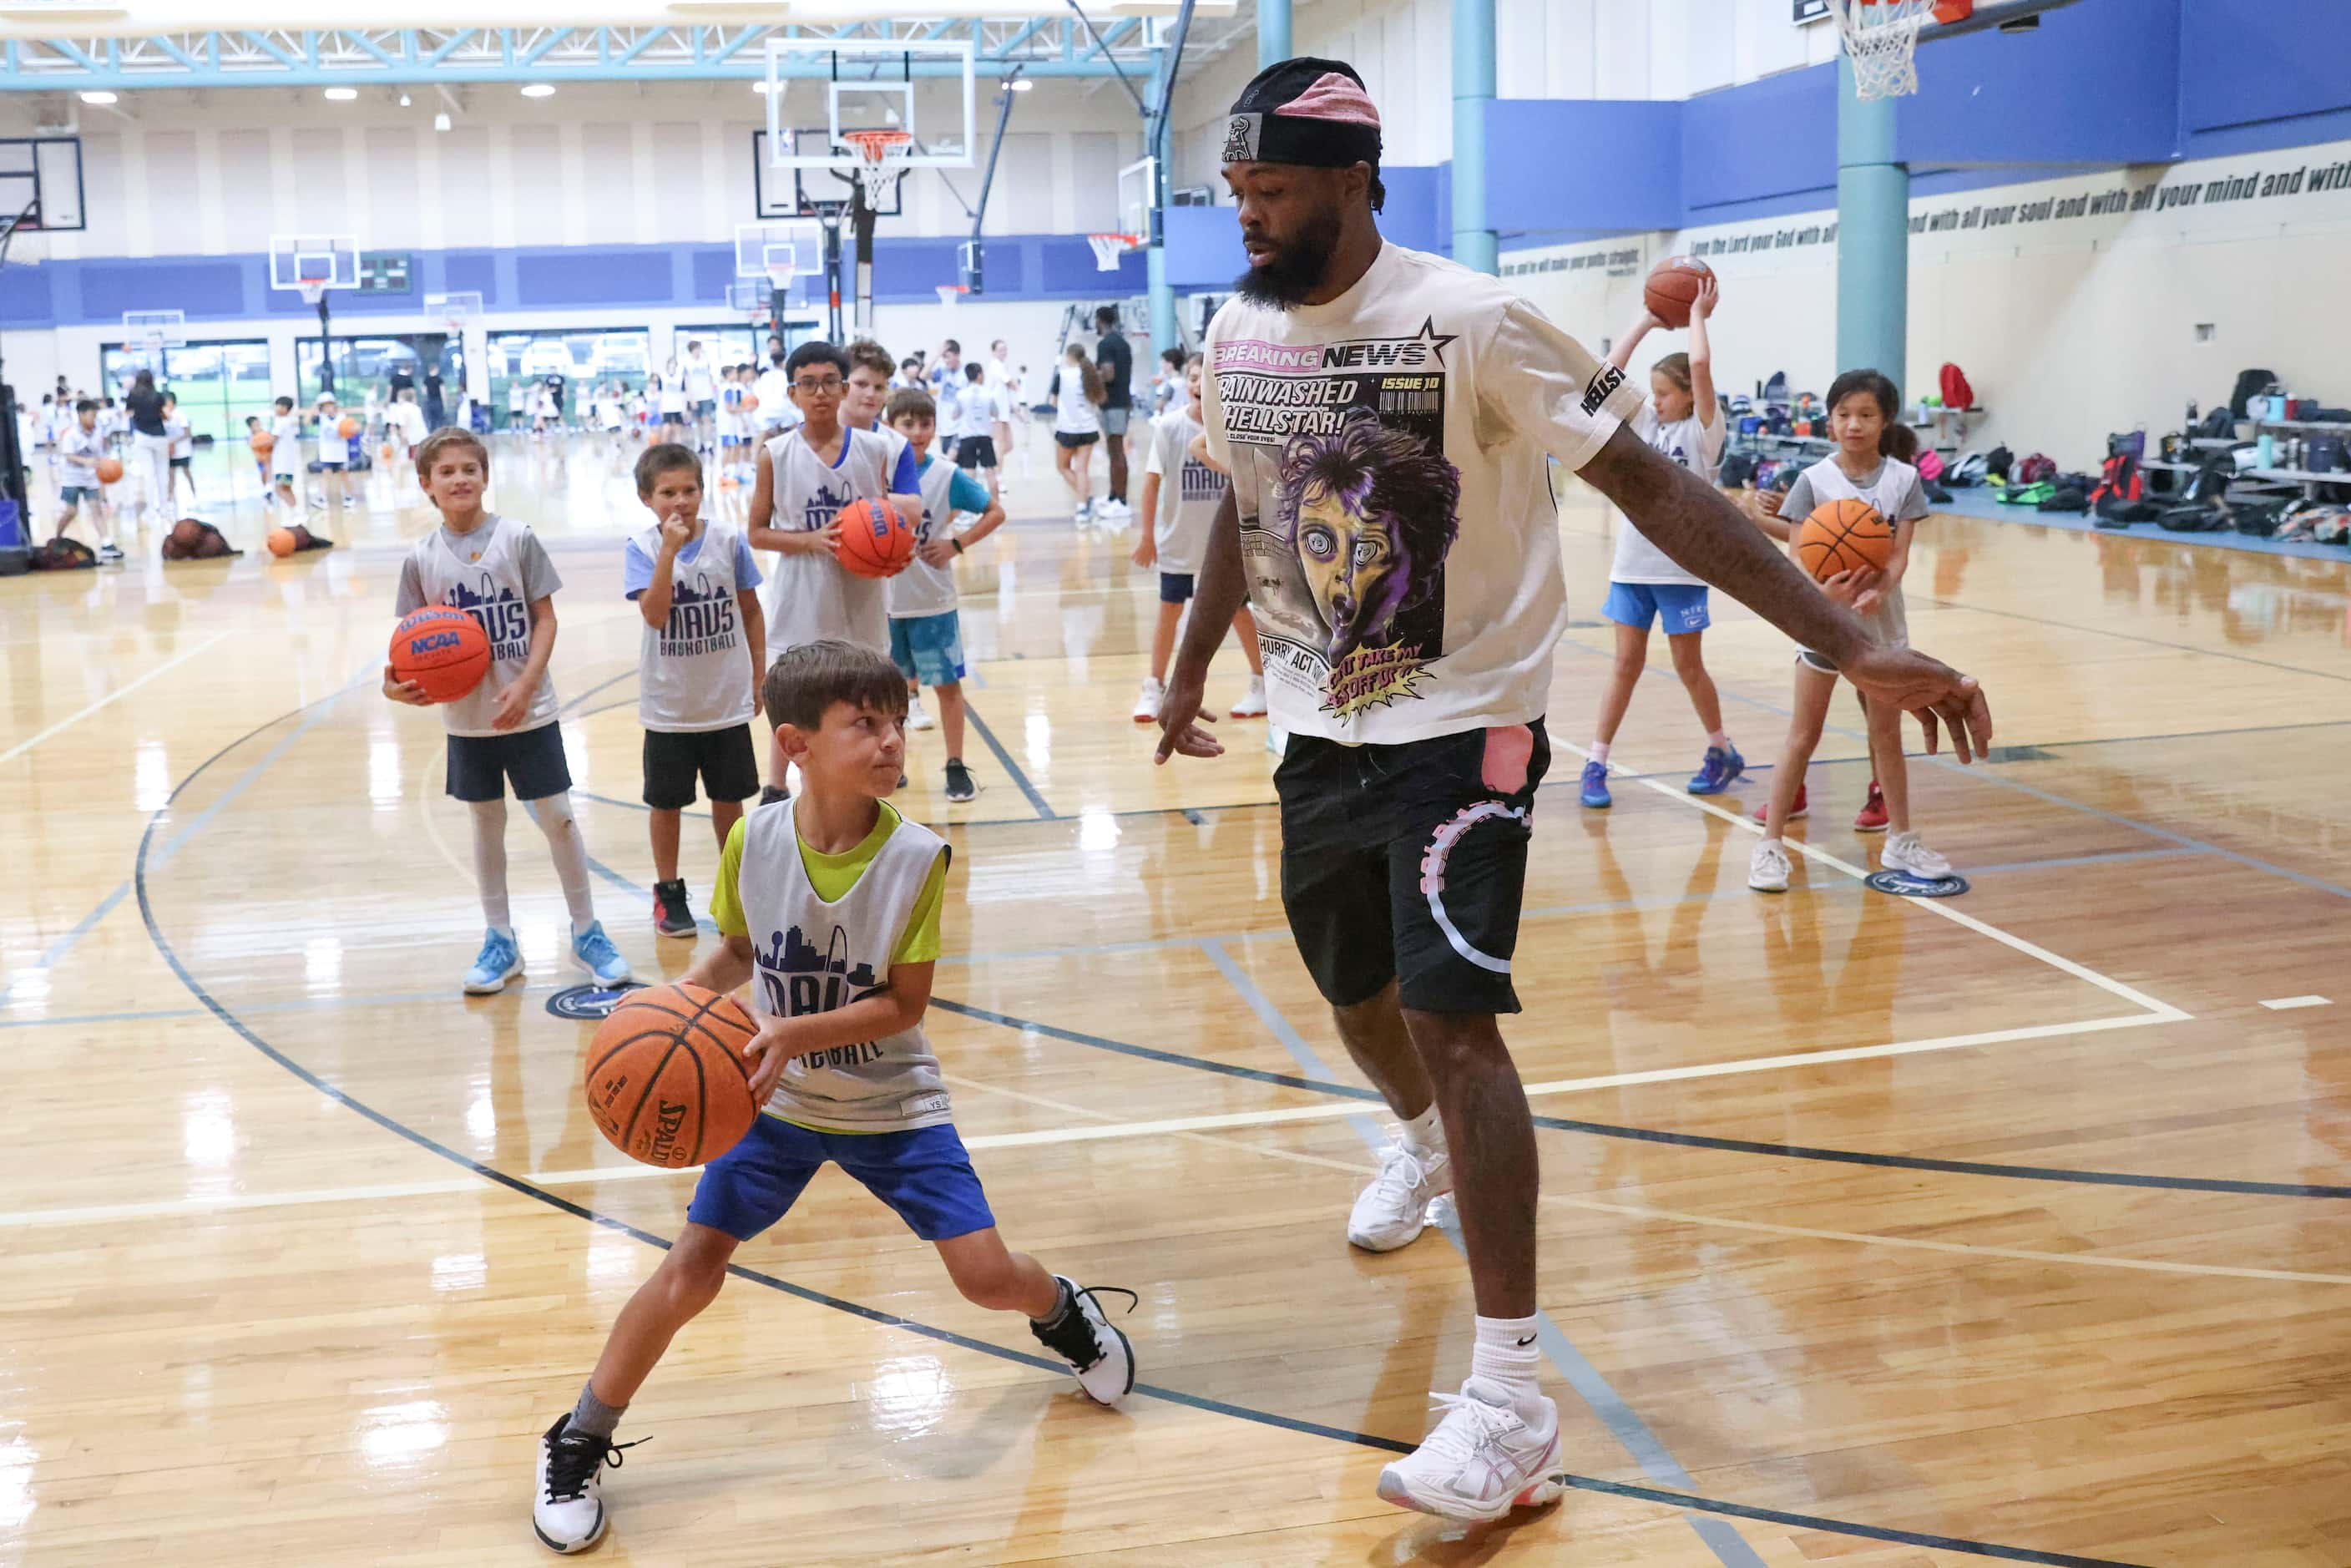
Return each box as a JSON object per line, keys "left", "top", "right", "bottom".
{"left": 584, "top": 983, "right": 761, "bottom": 1169}
{"left": 251, "top": 431, "right": 276, "bottom": 457}
{"left": 832, "top": 497, "right": 915, "bottom": 579}
{"left": 743, "top": 392, "right": 760, "bottom": 411}
{"left": 387, "top": 606, "right": 492, "bottom": 703}
{"left": 266, "top": 528, "right": 298, "bottom": 558}
{"left": 337, "top": 415, "right": 361, "bottom": 438}
{"left": 379, "top": 443, "right": 396, "bottom": 461}
{"left": 94, "top": 456, "right": 124, "bottom": 483}
{"left": 1797, "top": 498, "right": 1894, "bottom": 582}
{"left": 1643, "top": 255, "right": 1715, "bottom": 329}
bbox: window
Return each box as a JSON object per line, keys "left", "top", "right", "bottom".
{"left": 483, "top": 327, "right": 651, "bottom": 427}
{"left": 97, "top": 340, "right": 272, "bottom": 445}
{"left": 296, "top": 333, "right": 463, "bottom": 419}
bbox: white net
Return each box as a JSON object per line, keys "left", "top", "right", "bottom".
{"left": 1833, "top": 0, "right": 1934, "bottom": 100}
{"left": 842, "top": 130, "right": 913, "bottom": 211}
{"left": 1086, "top": 233, "right": 1138, "bottom": 272}
{"left": 935, "top": 284, "right": 966, "bottom": 309}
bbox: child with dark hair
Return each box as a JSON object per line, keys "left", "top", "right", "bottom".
{"left": 1748, "top": 369, "right": 1949, "bottom": 893}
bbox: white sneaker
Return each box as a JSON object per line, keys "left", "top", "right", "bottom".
{"left": 1029, "top": 1277, "right": 1137, "bottom": 1407}
{"left": 1347, "top": 1135, "right": 1452, "bottom": 1252}
{"left": 1376, "top": 1378, "right": 1563, "bottom": 1522}
{"left": 1131, "top": 677, "right": 1164, "bottom": 725}
{"left": 1748, "top": 838, "right": 1792, "bottom": 893}
{"left": 907, "top": 695, "right": 936, "bottom": 731}
{"left": 1881, "top": 831, "right": 1952, "bottom": 878}
{"left": 533, "top": 1414, "right": 636, "bottom": 1554}
{"left": 1097, "top": 497, "right": 1131, "bottom": 520}
{"left": 1074, "top": 500, "right": 1094, "bottom": 525}
{"left": 1228, "top": 676, "right": 1267, "bottom": 719}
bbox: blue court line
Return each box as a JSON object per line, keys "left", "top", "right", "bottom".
{"left": 959, "top": 695, "right": 1057, "bottom": 820}
{"left": 1196, "top": 938, "right": 1767, "bottom": 1568}
{"left": 558, "top": 666, "right": 639, "bottom": 714}
{"left": 127, "top": 709, "right": 2151, "bottom": 1566}
{"left": 31, "top": 879, "right": 132, "bottom": 970}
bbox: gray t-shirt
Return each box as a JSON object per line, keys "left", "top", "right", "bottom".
{"left": 394, "top": 518, "right": 562, "bottom": 616}
{"left": 1781, "top": 459, "right": 1932, "bottom": 529}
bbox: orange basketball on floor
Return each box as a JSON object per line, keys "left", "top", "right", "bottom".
{"left": 251, "top": 431, "right": 276, "bottom": 457}
{"left": 337, "top": 415, "right": 361, "bottom": 438}
{"left": 1797, "top": 498, "right": 1894, "bottom": 582}
{"left": 833, "top": 497, "right": 915, "bottom": 579}
{"left": 266, "top": 528, "right": 298, "bottom": 558}
{"left": 94, "top": 456, "right": 124, "bottom": 483}
{"left": 1643, "top": 255, "right": 1715, "bottom": 329}
{"left": 584, "top": 983, "right": 761, "bottom": 1169}
{"left": 387, "top": 606, "right": 492, "bottom": 703}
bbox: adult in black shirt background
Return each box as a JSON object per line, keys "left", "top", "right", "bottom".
{"left": 1093, "top": 306, "right": 1135, "bottom": 516}
{"left": 124, "top": 367, "right": 170, "bottom": 518}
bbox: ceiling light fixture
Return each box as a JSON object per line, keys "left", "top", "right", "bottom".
{"left": 323, "top": 87, "right": 358, "bottom": 102}
{"left": 398, "top": 92, "right": 412, "bottom": 108}
{"left": 520, "top": 83, "right": 555, "bottom": 99}
{"left": 1009, "top": 78, "right": 1034, "bottom": 92}
{"left": 78, "top": 90, "right": 118, "bottom": 105}
{"left": 434, "top": 110, "right": 452, "bottom": 131}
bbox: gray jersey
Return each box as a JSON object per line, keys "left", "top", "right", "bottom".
{"left": 395, "top": 515, "right": 564, "bottom": 737}
{"left": 632, "top": 520, "right": 756, "bottom": 733}
{"left": 756, "top": 428, "right": 895, "bottom": 655}
{"left": 741, "top": 799, "right": 952, "bottom": 1133}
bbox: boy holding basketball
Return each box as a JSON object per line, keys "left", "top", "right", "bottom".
{"left": 533, "top": 640, "right": 1136, "bottom": 1555}
{"left": 52, "top": 398, "right": 122, "bottom": 563}
{"left": 883, "top": 387, "right": 1005, "bottom": 803}
{"left": 384, "top": 427, "right": 635, "bottom": 994}
{"left": 270, "top": 397, "right": 304, "bottom": 508}
{"left": 625, "top": 442, "right": 766, "bottom": 938}
{"left": 314, "top": 393, "right": 358, "bottom": 508}
{"left": 748, "top": 341, "right": 921, "bottom": 800}
{"left": 1748, "top": 369, "right": 1952, "bottom": 893}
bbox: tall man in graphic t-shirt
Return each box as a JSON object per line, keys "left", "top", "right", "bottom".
{"left": 1158, "top": 57, "right": 1995, "bottom": 1523}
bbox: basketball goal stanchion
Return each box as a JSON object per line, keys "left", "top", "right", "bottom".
{"left": 1831, "top": 0, "right": 1972, "bottom": 99}
{"left": 1086, "top": 233, "right": 1140, "bottom": 272}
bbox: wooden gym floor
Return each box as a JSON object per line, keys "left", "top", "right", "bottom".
{"left": 4, "top": 429, "right": 2348, "bottom": 1566}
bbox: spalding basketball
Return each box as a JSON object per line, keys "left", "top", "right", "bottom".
{"left": 833, "top": 497, "right": 916, "bottom": 579}
{"left": 1797, "top": 498, "right": 1894, "bottom": 582}
{"left": 1643, "top": 255, "right": 1716, "bottom": 329}
{"left": 387, "top": 606, "right": 492, "bottom": 703}
{"left": 584, "top": 983, "right": 761, "bottom": 1169}
{"left": 94, "top": 456, "right": 124, "bottom": 483}
{"left": 266, "top": 528, "right": 298, "bottom": 558}
{"left": 337, "top": 415, "right": 361, "bottom": 438}
{"left": 251, "top": 431, "right": 276, "bottom": 457}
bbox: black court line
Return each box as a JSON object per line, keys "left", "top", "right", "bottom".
{"left": 929, "top": 997, "right": 1384, "bottom": 1100}
{"left": 1919, "top": 594, "right": 2351, "bottom": 685}
{"left": 959, "top": 695, "right": 1058, "bottom": 820}
{"left": 133, "top": 716, "right": 2161, "bottom": 1567}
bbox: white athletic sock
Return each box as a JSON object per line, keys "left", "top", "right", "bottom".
{"left": 1400, "top": 1103, "right": 1445, "bottom": 1153}
{"left": 469, "top": 798, "right": 513, "bottom": 929}
{"left": 1707, "top": 730, "right": 1732, "bottom": 751}
{"left": 1588, "top": 741, "right": 1610, "bottom": 765}
{"left": 1470, "top": 1314, "right": 1548, "bottom": 1422}
{"left": 523, "top": 791, "right": 598, "bottom": 930}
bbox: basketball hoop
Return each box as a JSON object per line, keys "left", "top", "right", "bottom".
{"left": 299, "top": 280, "right": 326, "bottom": 307}
{"left": 766, "top": 261, "right": 797, "bottom": 297}
{"left": 840, "top": 128, "right": 914, "bottom": 210}
{"left": 1832, "top": 0, "right": 1969, "bottom": 100}
{"left": 1086, "top": 233, "right": 1140, "bottom": 272}
{"left": 935, "top": 284, "right": 967, "bottom": 309}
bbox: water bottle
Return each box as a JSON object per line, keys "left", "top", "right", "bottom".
{"left": 2186, "top": 398, "right": 2198, "bottom": 430}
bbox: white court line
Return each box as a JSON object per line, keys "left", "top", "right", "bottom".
{"left": 2260, "top": 995, "right": 2332, "bottom": 1011}
{"left": 1562, "top": 737, "right": 2193, "bottom": 1024}
{"left": 0, "top": 630, "right": 233, "bottom": 767}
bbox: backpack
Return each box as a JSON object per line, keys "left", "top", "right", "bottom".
{"left": 2037, "top": 486, "right": 2089, "bottom": 513}
{"left": 1938, "top": 362, "right": 1975, "bottom": 411}
{"left": 2187, "top": 453, "right": 2237, "bottom": 502}
{"left": 30, "top": 536, "right": 96, "bottom": 571}
{"left": 1916, "top": 448, "right": 1945, "bottom": 482}
{"left": 2015, "top": 453, "right": 2056, "bottom": 483}
{"left": 2194, "top": 407, "right": 2236, "bottom": 439}
{"left": 1984, "top": 444, "right": 2015, "bottom": 480}
{"left": 1716, "top": 451, "right": 1757, "bottom": 488}
{"left": 2227, "top": 368, "right": 2279, "bottom": 419}
{"left": 2095, "top": 493, "right": 2160, "bottom": 525}
{"left": 2090, "top": 452, "right": 2142, "bottom": 503}
{"left": 1762, "top": 371, "right": 1789, "bottom": 407}
{"left": 2158, "top": 505, "right": 2230, "bottom": 533}
{"left": 1947, "top": 453, "right": 1989, "bottom": 487}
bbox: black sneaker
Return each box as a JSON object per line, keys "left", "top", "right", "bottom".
{"left": 943, "top": 759, "right": 976, "bottom": 803}
{"left": 533, "top": 1414, "right": 641, "bottom": 1554}
{"left": 652, "top": 879, "right": 695, "bottom": 938}
{"left": 1029, "top": 1277, "right": 1138, "bottom": 1406}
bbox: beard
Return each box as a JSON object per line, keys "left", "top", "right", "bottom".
{"left": 1233, "top": 210, "right": 1342, "bottom": 310}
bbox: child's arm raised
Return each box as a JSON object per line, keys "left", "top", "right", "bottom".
{"left": 741, "top": 962, "right": 934, "bottom": 1107}
{"left": 491, "top": 595, "right": 557, "bottom": 731}
{"left": 1686, "top": 276, "right": 1720, "bottom": 422}
{"left": 635, "top": 514, "right": 693, "bottom": 630}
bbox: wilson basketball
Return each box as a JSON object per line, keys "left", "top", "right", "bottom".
{"left": 1643, "top": 255, "right": 1715, "bottom": 329}
{"left": 1797, "top": 498, "right": 1894, "bottom": 581}
{"left": 584, "top": 983, "right": 761, "bottom": 1169}
{"left": 95, "top": 456, "right": 124, "bottom": 483}
{"left": 266, "top": 528, "right": 298, "bottom": 558}
{"left": 251, "top": 431, "right": 276, "bottom": 457}
{"left": 833, "top": 497, "right": 916, "bottom": 579}
{"left": 337, "top": 415, "right": 361, "bottom": 438}
{"left": 387, "top": 606, "right": 492, "bottom": 703}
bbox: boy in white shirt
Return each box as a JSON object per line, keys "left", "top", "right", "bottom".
{"left": 1130, "top": 356, "right": 1265, "bottom": 722}
{"left": 314, "top": 393, "right": 358, "bottom": 508}
{"left": 52, "top": 398, "right": 122, "bottom": 562}
{"left": 270, "top": 397, "right": 304, "bottom": 510}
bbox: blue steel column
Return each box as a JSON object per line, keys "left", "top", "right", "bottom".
{"left": 1835, "top": 52, "right": 1907, "bottom": 389}
{"left": 1257, "top": 0, "right": 1292, "bottom": 68}
{"left": 1451, "top": 0, "right": 1495, "bottom": 274}
{"left": 1148, "top": 48, "right": 1178, "bottom": 350}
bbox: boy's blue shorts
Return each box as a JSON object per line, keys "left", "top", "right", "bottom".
{"left": 686, "top": 1115, "right": 995, "bottom": 1242}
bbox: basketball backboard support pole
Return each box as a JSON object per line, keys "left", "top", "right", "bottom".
{"left": 427, "top": 291, "right": 486, "bottom": 403}
{"left": 0, "top": 137, "right": 85, "bottom": 525}
{"left": 960, "top": 68, "right": 1028, "bottom": 296}
{"left": 270, "top": 234, "right": 360, "bottom": 397}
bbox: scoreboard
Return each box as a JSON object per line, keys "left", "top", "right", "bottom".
{"left": 357, "top": 250, "right": 412, "bottom": 294}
